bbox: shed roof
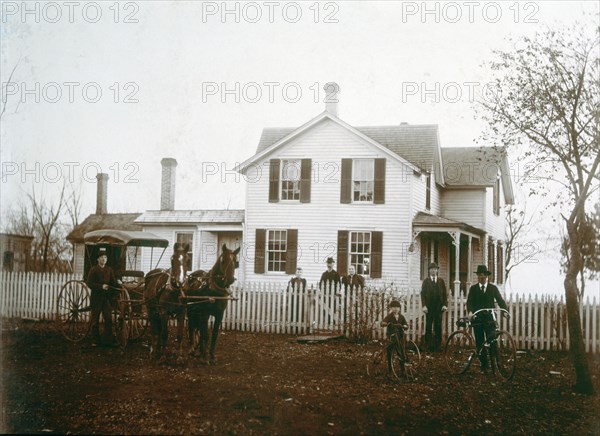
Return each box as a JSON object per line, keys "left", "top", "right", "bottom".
{"left": 66, "top": 213, "right": 142, "bottom": 243}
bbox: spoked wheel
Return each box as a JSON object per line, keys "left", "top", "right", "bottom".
{"left": 367, "top": 349, "right": 387, "bottom": 378}
{"left": 492, "top": 331, "right": 517, "bottom": 381}
{"left": 403, "top": 340, "right": 421, "bottom": 379}
{"left": 390, "top": 344, "right": 406, "bottom": 380}
{"left": 125, "top": 286, "right": 148, "bottom": 341}
{"left": 56, "top": 280, "right": 91, "bottom": 342}
{"left": 445, "top": 331, "right": 476, "bottom": 375}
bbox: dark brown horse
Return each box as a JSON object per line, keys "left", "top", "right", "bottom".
{"left": 187, "top": 244, "right": 240, "bottom": 365}
{"left": 144, "top": 242, "right": 189, "bottom": 362}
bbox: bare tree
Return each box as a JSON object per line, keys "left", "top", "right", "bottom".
{"left": 478, "top": 20, "right": 599, "bottom": 394}
{"left": 65, "top": 179, "right": 84, "bottom": 229}
{"left": 504, "top": 202, "right": 543, "bottom": 278}
{"left": 29, "top": 184, "right": 66, "bottom": 273}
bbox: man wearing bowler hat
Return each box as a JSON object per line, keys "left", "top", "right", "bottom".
{"left": 467, "top": 265, "right": 507, "bottom": 371}
{"left": 319, "top": 257, "right": 341, "bottom": 290}
{"left": 420, "top": 262, "right": 447, "bottom": 352}
{"left": 86, "top": 247, "right": 121, "bottom": 346}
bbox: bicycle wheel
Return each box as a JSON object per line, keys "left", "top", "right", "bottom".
{"left": 405, "top": 340, "right": 422, "bottom": 370}
{"left": 492, "top": 331, "right": 516, "bottom": 381}
{"left": 367, "top": 349, "right": 387, "bottom": 378}
{"left": 390, "top": 344, "right": 406, "bottom": 380}
{"left": 445, "top": 331, "right": 476, "bottom": 375}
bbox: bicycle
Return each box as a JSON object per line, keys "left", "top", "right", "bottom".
{"left": 444, "top": 308, "right": 516, "bottom": 381}
{"left": 367, "top": 324, "right": 422, "bottom": 381}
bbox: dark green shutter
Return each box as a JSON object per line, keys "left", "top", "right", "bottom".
{"left": 371, "top": 231, "right": 383, "bottom": 279}
{"left": 254, "top": 229, "right": 266, "bottom": 273}
{"left": 374, "top": 158, "right": 386, "bottom": 204}
{"left": 269, "top": 159, "right": 280, "bottom": 203}
{"left": 340, "top": 159, "right": 352, "bottom": 204}
{"left": 337, "top": 230, "right": 349, "bottom": 276}
{"left": 285, "top": 229, "right": 298, "bottom": 274}
{"left": 300, "top": 159, "right": 311, "bottom": 203}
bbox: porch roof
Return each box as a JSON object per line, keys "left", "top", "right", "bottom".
{"left": 412, "top": 212, "right": 483, "bottom": 238}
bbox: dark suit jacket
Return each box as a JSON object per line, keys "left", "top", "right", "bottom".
{"left": 288, "top": 277, "right": 307, "bottom": 292}
{"left": 342, "top": 274, "right": 365, "bottom": 290}
{"left": 319, "top": 270, "right": 341, "bottom": 289}
{"left": 466, "top": 282, "right": 507, "bottom": 314}
{"left": 420, "top": 277, "right": 447, "bottom": 310}
{"left": 87, "top": 265, "right": 119, "bottom": 293}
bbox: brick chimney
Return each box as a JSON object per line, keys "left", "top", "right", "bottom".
{"left": 96, "top": 173, "right": 109, "bottom": 215}
{"left": 324, "top": 82, "right": 340, "bottom": 117}
{"left": 160, "top": 158, "right": 177, "bottom": 211}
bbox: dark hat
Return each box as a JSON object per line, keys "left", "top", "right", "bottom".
{"left": 475, "top": 265, "right": 492, "bottom": 276}
{"left": 98, "top": 247, "right": 107, "bottom": 256}
{"left": 428, "top": 262, "right": 439, "bottom": 270}
{"left": 326, "top": 257, "right": 335, "bottom": 264}
{"left": 389, "top": 299, "right": 401, "bottom": 308}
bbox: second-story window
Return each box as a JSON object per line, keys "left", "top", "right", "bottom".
{"left": 281, "top": 159, "right": 301, "bottom": 201}
{"left": 353, "top": 159, "right": 374, "bottom": 202}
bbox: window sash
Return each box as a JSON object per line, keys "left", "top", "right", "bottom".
{"left": 175, "top": 232, "right": 194, "bottom": 270}
{"left": 267, "top": 230, "right": 287, "bottom": 272}
{"left": 352, "top": 159, "right": 374, "bottom": 202}
{"left": 349, "top": 231, "right": 371, "bottom": 276}
{"left": 281, "top": 160, "right": 301, "bottom": 201}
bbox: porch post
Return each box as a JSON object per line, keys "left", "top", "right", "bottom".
{"left": 450, "top": 231, "right": 461, "bottom": 297}
{"left": 466, "top": 235, "right": 472, "bottom": 292}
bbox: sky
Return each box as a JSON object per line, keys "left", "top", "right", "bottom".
{"left": 1, "top": 1, "right": 598, "bottom": 297}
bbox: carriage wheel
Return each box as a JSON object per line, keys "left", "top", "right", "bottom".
{"left": 56, "top": 280, "right": 91, "bottom": 342}
{"left": 126, "top": 287, "right": 148, "bottom": 341}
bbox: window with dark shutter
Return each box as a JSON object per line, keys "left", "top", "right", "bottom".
{"left": 300, "top": 159, "right": 311, "bottom": 203}
{"left": 337, "top": 231, "right": 349, "bottom": 276}
{"left": 374, "top": 158, "right": 386, "bottom": 204}
{"left": 340, "top": 159, "right": 352, "bottom": 204}
{"left": 285, "top": 229, "right": 298, "bottom": 274}
{"left": 269, "top": 159, "right": 280, "bottom": 203}
{"left": 254, "top": 229, "right": 266, "bottom": 273}
{"left": 371, "top": 231, "right": 383, "bottom": 279}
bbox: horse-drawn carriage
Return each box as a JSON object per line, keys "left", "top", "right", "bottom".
{"left": 56, "top": 228, "right": 240, "bottom": 363}
{"left": 55, "top": 229, "right": 169, "bottom": 347}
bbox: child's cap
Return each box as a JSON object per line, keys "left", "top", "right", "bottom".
{"left": 389, "top": 299, "right": 401, "bottom": 308}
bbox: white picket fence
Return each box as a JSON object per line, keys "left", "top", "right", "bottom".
{"left": 1, "top": 271, "right": 599, "bottom": 353}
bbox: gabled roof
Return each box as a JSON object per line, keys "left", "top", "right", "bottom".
{"left": 135, "top": 210, "right": 245, "bottom": 224}
{"left": 237, "top": 112, "right": 427, "bottom": 176}
{"left": 441, "top": 147, "right": 514, "bottom": 204}
{"left": 67, "top": 213, "right": 142, "bottom": 243}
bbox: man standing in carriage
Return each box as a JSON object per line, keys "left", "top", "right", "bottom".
{"left": 87, "top": 247, "right": 121, "bottom": 346}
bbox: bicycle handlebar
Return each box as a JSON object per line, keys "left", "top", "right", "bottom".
{"left": 471, "top": 307, "right": 510, "bottom": 320}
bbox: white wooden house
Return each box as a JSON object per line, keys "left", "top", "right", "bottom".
{"left": 237, "top": 83, "right": 514, "bottom": 294}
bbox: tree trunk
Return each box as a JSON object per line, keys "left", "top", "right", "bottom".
{"left": 564, "top": 221, "right": 594, "bottom": 395}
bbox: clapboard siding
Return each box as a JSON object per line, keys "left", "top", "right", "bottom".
{"left": 245, "top": 119, "right": 413, "bottom": 284}
{"left": 440, "top": 188, "right": 485, "bottom": 229}
{"left": 72, "top": 243, "right": 85, "bottom": 276}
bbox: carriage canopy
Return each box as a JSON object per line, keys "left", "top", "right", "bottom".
{"left": 83, "top": 230, "right": 169, "bottom": 248}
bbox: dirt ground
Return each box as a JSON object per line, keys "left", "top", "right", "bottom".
{"left": 1, "top": 320, "right": 599, "bottom": 435}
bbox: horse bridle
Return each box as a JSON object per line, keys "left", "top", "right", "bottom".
{"left": 208, "top": 251, "right": 237, "bottom": 292}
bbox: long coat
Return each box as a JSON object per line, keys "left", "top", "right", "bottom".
{"left": 420, "top": 277, "right": 447, "bottom": 310}
{"left": 342, "top": 273, "right": 365, "bottom": 290}
{"left": 319, "top": 270, "right": 341, "bottom": 289}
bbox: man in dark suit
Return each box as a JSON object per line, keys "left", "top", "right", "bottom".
{"left": 288, "top": 267, "right": 307, "bottom": 292}
{"left": 319, "top": 257, "right": 341, "bottom": 290}
{"left": 342, "top": 265, "right": 365, "bottom": 291}
{"left": 467, "top": 264, "right": 507, "bottom": 371}
{"left": 86, "top": 247, "right": 121, "bottom": 346}
{"left": 420, "top": 262, "right": 447, "bottom": 352}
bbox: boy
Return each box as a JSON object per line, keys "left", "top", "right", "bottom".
{"left": 380, "top": 300, "right": 409, "bottom": 364}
